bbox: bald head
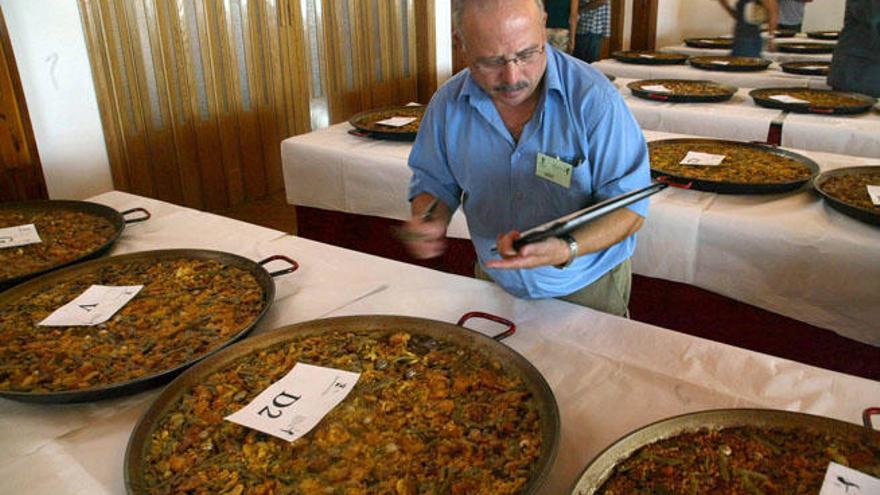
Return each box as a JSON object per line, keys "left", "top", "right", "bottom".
{"left": 453, "top": 0, "right": 546, "bottom": 48}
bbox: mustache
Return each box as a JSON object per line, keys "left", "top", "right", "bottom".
{"left": 493, "top": 80, "right": 529, "bottom": 92}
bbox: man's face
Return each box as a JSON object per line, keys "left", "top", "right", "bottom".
{"left": 460, "top": 0, "right": 548, "bottom": 109}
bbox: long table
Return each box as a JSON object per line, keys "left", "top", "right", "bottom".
{"left": 659, "top": 44, "right": 832, "bottom": 64}
{"left": 595, "top": 59, "right": 830, "bottom": 90}
{"left": 282, "top": 123, "right": 880, "bottom": 346}
{"left": 1, "top": 190, "right": 878, "bottom": 494}
{"left": 612, "top": 77, "right": 880, "bottom": 158}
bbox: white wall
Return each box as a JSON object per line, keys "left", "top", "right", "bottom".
{"left": 654, "top": 0, "right": 845, "bottom": 49}
{"left": 2, "top": 0, "right": 113, "bottom": 200}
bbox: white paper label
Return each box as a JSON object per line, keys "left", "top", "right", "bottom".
{"left": 712, "top": 60, "right": 731, "bottom": 65}
{"left": 225, "top": 363, "right": 360, "bottom": 442}
{"left": 638, "top": 53, "right": 656, "bottom": 58}
{"left": 0, "top": 224, "right": 42, "bottom": 249}
{"left": 39, "top": 285, "right": 143, "bottom": 326}
{"left": 680, "top": 151, "right": 727, "bottom": 166}
{"left": 819, "top": 462, "right": 880, "bottom": 495}
{"left": 799, "top": 65, "right": 824, "bottom": 70}
{"left": 641, "top": 84, "right": 671, "bottom": 93}
{"left": 404, "top": 102, "right": 423, "bottom": 107}
{"left": 867, "top": 185, "right": 880, "bottom": 206}
{"left": 770, "top": 94, "right": 810, "bottom": 104}
{"left": 375, "top": 116, "right": 417, "bottom": 127}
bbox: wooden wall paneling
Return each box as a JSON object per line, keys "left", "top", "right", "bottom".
{"left": 246, "top": 0, "right": 285, "bottom": 194}
{"left": 415, "top": 0, "right": 437, "bottom": 103}
{"left": 152, "top": 0, "right": 203, "bottom": 208}
{"left": 630, "top": 0, "right": 659, "bottom": 50}
{"left": 226, "top": 0, "right": 268, "bottom": 200}
{"left": 0, "top": 6, "right": 47, "bottom": 200}
{"left": 196, "top": 1, "right": 245, "bottom": 207}
{"left": 134, "top": 0, "right": 184, "bottom": 206}
{"left": 106, "top": 1, "right": 155, "bottom": 198}
{"left": 178, "top": 0, "right": 228, "bottom": 211}
{"left": 79, "top": 0, "right": 131, "bottom": 193}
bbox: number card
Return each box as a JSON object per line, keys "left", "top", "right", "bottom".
{"left": 39, "top": 285, "right": 143, "bottom": 326}
{"left": 375, "top": 116, "right": 417, "bottom": 127}
{"left": 641, "top": 84, "right": 671, "bottom": 93}
{"left": 225, "top": 363, "right": 360, "bottom": 442}
{"left": 0, "top": 224, "right": 42, "bottom": 249}
{"left": 680, "top": 151, "right": 726, "bottom": 166}
{"left": 867, "top": 185, "right": 880, "bottom": 206}
{"left": 770, "top": 94, "right": 810, "bottom": 104}
{"left": 638, "top": 54, "right": 656, "bottom": 58}
{"left": 819, "top": 462, "right": 880, "bottom": 495}
{"left": 799, "top": 65, "right": 824, "bottom": 70}
{"left": 712, "top": 60, "right": 731, "bottom": 65}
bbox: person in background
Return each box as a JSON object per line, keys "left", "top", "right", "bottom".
{"left": 828, "top": 0, "right": 880, "bottom": 97}
{"left": 777, "top": 0, "right": 811, "bottom": 32}
{"left": 717, "top": 0, "right": 779, "bottom": 57}
{"left": 572, "top": 0, "right": 611, "bottom": 63}
{"left": 401, "top": 0, "right": 650, "bottom": 317}
{"left": 544, "top": 0, "right": 577, "bottom": 52}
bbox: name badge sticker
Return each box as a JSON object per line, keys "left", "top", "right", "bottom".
{"left": 0, "top": 224, "right": 42, "bottom": 249}
{"left": 225, "top": 363, "right": 360, "bottom": 442}
{"left": 535, "top": 152, "right": 574, "bottom": 188}
{"left": 680, "top": 151, "right": 726, "bottom": 166}
{"left": 819, "top": 462, "right": 880, "bottom": 495}
{"left": 39, "top": 285, "right": 143, "bottom": 326}
{"left": 867, "top": 185, "right": 880, "bottom": 206}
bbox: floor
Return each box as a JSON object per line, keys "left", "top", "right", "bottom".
{"left": 219, "top": 195, "right": 880, "bottom": 381}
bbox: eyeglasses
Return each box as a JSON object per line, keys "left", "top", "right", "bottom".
{"left": 472, "top": 45, "right": 545, "bottom": 73}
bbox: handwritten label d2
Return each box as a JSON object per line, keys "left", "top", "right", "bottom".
{"left": 225, "top": 363, "right": 360, "bottom": 442}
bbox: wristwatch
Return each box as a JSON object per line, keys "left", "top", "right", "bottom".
{"left": 555, "top": 234, "right": 579, "bottom": 269}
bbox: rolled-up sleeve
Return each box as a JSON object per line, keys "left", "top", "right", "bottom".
{"left": 583, "top": 89, "right": 652, "bottom": 217}
{"left": 407, "top": 100, "right": 463, "bottom": 212}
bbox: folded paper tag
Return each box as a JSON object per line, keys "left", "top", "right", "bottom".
{"left": 680, "top": 151, "right": 726, "bottom": 166}
{"left": 0, "top": 224, "right": 42, "bottom": 249}
{"left": 225, "top": 363, "right": 360, "bottom": 442}
{"left": 638, "top": 54, "right": 656, "bottom": 58}
{"left": 404, "top": 102, "right": 423, "bottom": 107}
{"left": 641, "top": 84, "right": 671, "bottom": 93}
{"left": 798, "top": 65, "right": 824, "bottom": 70}
{"left": 375, "top": 116, "right": 417, "bottom": 127}
{"left": 867, "top": 185, "right": 880, "bottom": 206}
{"left": 712, "top": 60, "right": 731, "bottom": 65}
{"left": 770, "top": 94, "right": 810, "bottom": 104}
{"left": 39, "top": 285, "right": 143, "bottom": 326}
{"left": 819, "top": 462, "right": 880, "bottom": 495}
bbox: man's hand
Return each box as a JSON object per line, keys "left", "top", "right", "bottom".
{"left": 484, "top": 231, "right": 572, "bottom": 269}
{"left": 399, "top": 194, "right": 449, "bottom": 259}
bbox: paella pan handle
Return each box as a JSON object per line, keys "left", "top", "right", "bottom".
{"left": 259, "top": 255, "right": 299, "bottom": 277}
{"left": 121, "top": 207, "right": 151, "bottom": 224}
{"left": 646, "top": 93, "right": 669, "bottom": 101}
{"left": 348, "top": 129, "right": 371, "bottom": 138}
{"left": 456, "top": 311, "right": 516, "bottom": 341}
{"left": 655, "top": 175, "right": 693, "bottom": 189}
{"left": 863, "top": 407, "right": 880, "bottom": 430}
{"left": 809, "top": 106, "right": 835, "bottom": 114}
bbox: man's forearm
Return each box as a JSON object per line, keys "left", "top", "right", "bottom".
{"left": 568, "top": 207, "right": 644, "bottom": 256}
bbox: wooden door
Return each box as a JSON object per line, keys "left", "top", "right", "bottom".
{"left": 630, "top": 0, "right": 659, "bottom": 50}
{"left": 0, "top": 8, "right": 47, "bottom": 202}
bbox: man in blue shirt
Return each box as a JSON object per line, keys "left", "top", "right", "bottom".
{"left": 401, "top": 0, "right": 650, "bottom": 316}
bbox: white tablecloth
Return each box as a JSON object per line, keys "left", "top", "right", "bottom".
{"left": 282, "top": 123, "right": 880, "bottom": 345}
{"left": 613, "top": 77, "right": 880, "bottom": 158}
{"left": 594, "top": 59, "right": 830, "bottom": 89}
{"left": 2, "top": 191, "right": 878, "bottom": 494}
{"left": 659, "top": 44, "right": 833, "bottom": 64}
{"left": 615, "top": 77, "right": 780, "bottom": 143}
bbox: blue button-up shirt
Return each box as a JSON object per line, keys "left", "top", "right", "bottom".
{"left": 408, "top": 45, "right": 650, "bottom": 299}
